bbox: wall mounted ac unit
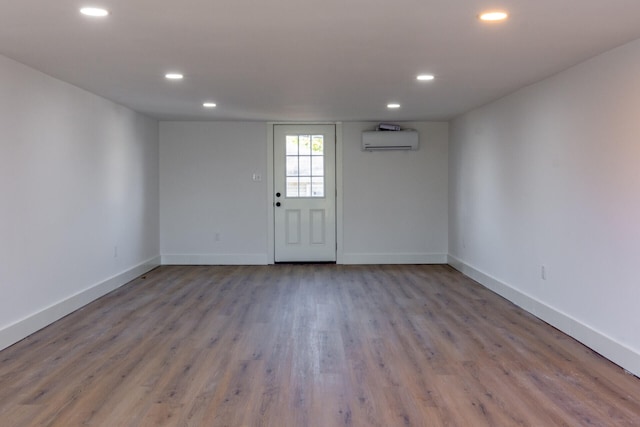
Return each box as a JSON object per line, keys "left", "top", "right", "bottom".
{"left": 362, "top": 130, "right": 419, "bottom": 151}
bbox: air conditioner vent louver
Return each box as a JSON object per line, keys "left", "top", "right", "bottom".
{"left": 362, "top": 129, "right": 419, "bottom": 151}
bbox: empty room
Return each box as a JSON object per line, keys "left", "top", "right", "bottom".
{"left": 1, "top": 1, "right": 639, "bottom": 425}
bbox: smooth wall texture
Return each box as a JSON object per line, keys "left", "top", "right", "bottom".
{"left": 159, "top": 122, "right": 269, "bottom": 264}
{"left": 449, "top": 39, "right": 640, "bottom": 375}
{"left": 0, "top": 54, "right": 160, "bottom": 349}
{"left": 342, "top": 122, "right": 448, "bottom": 263}
{"left": 159, "top": 121, "right": 448, "bottom": 265}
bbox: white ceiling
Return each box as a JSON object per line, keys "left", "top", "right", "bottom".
{"left": 2, "top": 0, "right": 640, "bottom": 121}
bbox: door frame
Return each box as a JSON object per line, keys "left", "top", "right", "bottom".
{"left": 267, "top": 122, "right": 343, "bottom": 264}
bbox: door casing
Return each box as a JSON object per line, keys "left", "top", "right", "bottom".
{"left": 267, "top": 122, "right": 343, "bottom": 264}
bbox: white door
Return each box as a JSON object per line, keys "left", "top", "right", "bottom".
{"left": 274, "top": 124, "right": 336, "bottom": 262}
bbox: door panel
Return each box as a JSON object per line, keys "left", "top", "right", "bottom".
{"left": 309, "top": 209, "right": 326, "bottom": 245}
{"left": 274, "top": 124, "right": 336, "bottom": 262}
{"left": 285, "top": 210, "right": 301, "bottom": 245}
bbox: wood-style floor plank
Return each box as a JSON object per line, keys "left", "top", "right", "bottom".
{"left": 1, "top": 264, "right": 639, "bottom": 426}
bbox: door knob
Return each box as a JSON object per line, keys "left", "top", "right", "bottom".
{"left": 276, "top": 202, "right": 281, "bottom": 207}
{"left": 276, "top": 192, "right": 281, "bottom": 198}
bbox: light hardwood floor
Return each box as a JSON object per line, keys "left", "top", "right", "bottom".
{"left": 1, "top": 264, "right": 639, "bottom": 426}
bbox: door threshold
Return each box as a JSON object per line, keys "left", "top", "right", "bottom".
{"left": 274, "top": 261, "right": 337, "bottom": 265}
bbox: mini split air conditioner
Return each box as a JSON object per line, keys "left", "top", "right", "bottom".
{"left": 361, "top": 129, "right": 419, "bottom": 151}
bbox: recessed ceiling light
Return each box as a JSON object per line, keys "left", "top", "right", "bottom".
{"left": 80, "top": 7, "right": 109, "bottom": 17}
{"left": 479, "top": 11, "right": 509, "bottom": 21}
{"left": 417, "top": 74, "right": 435, "bottom": 81}
{"left": 387, "top": 103, "right": 401, "bottom": 109}
{"left": 165, "top": 73, "right": 184, "bottom": 80}
{"left": 203, "top": 102, "right": 217, "bottom": 108}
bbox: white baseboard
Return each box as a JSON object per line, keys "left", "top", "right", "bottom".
{"left": 161, "top": 253, "right": 269, "bottom": 265}
{"left": 0, "top": 256, "right": 161, "bottom": 352}
{"left": 448, "top": 254, "right": 640, "bottom": 378}
{"left": 342, "top": 253, "right": 448, "bottom": 265}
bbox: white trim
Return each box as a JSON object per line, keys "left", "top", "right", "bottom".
{"left": 335, "top": 122, "right": 344, "bottom": 264}
{"left": 342, "top": 253, "right": 448, "bottom": 265}
{"left": 266, "top": 123, "right": 275, "bottom": 264}
{"left": 161, "top": 253, "right": 268, "bottom": 265}
{"left": 0, "top": 256, "right": 161, "bottom": 351}
{"left": 447, "top": 254, "right": 640, "bottom": 378}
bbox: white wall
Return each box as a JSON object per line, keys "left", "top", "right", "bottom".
{"left": 449, "top": 38, "right": 640, "bottom": 376}
{"left": 159, "top": 121, "right": 448, "bottom": 265}
{"left": 0, "top": 54, "right": 160, "bottom": 350}
{"left": 342, "top": 122, "right": 448, "bottom": 263}
{"left": 160, "top": 122, "right": 269, "bottom": 264}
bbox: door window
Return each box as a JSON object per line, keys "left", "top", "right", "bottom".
{"left": 285, "top": 135, "right": 325, "bottom": 198}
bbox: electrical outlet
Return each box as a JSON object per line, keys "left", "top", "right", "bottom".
{"left": 252, "top": 173, "right": 262, "bottom": 182}
{"left": 541, "top": 265, "right": 547, "bottom": 280}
